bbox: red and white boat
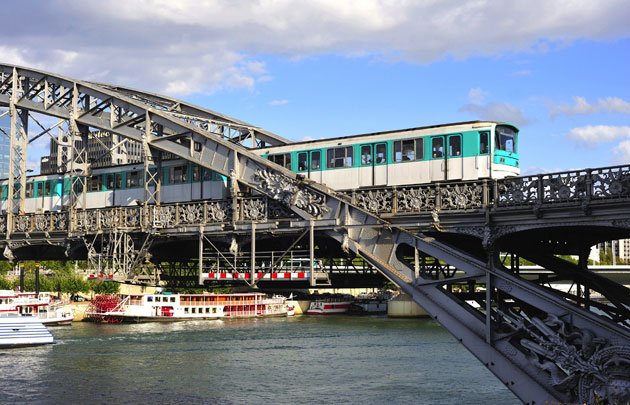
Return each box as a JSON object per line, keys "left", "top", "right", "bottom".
{"left": 305, "top": 297, "right": 352, "bottom": 315}
{"left": 86, "top": 292, "right": 294, "bottom": 323}
{"left": 0, "top": 290, "right": 74, "bottom": 326}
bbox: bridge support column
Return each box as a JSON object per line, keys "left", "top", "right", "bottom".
{"left": 250, "top": 222, "right": 256, "bottom": 287}
{"left": 485, "top": 248, "right": 496, "bottom": 345}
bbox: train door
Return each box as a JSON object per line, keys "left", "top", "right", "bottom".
{"left": 430, "top": 136, "right": 446, "bottom": 181}
{"left": 358, "top": 143, "right": 387, "bottom": 187}
{"left": 297, "top": 150, "right": 323, "bottom": 184}
{"left": 446, "top": 134, "right": 463, "bottom": 180}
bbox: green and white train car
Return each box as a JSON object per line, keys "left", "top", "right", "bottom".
{"left": 0, "top": 160, "right": 229, "bottom": 213}
{"left": 257, "top": 121, "right": 519, "bottom": 190}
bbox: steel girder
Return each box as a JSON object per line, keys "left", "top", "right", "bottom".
{"left": 0, "top": 63, "right": 628, "bottom": 404}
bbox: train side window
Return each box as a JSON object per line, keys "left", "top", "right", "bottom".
{"left": 311, "top": 151, "right": 321, "bottom": 170}
{"left": 88, "top": 175, "right": 101, "bottom": 192}
{"left": 106, "top": 174, "right": 115, "bottom": 190}
{"left": 394, "top": 139, "right": 423, "bottom": 162}
{"left": 202, "top": 168, "right": 213, "bottom": 181}
{"left": 44, "top": 181, "right": 52, "bottom": 196}
{"left": 432, "top": 138, "right": 444, "bottom": 158}
{"left": 479, "top": 132, "right": 489, "bottom": 155}
{"left": 297, "top": 152, "right": 308, "bottom": 171}
{"left": 269, "top": 153, "right": 292, "bottom": 170}
{"left": 25, "top": 183, "right": 33, "bottom": 198}
{"left": 361, "top": 145, "right": 372, "bottom": 165}
{"left": 327, "top": 146, "right": 353, "bottom": 169}
{"left": 115, "top": 173, "right": 123, "bottom": 189}
{"left": 192, "top": 165, "right": 201, "bottom": 182}
{"left": 449, "top": 135, "right": 461, "bottom": 157}
{"left": 375, "top": 143, "right": 387, "bottom": 164}
{"left": 36, "top": 182, "right": 44, "bottom": 197}
{"left": 127, "top": 171, "right": 141, "bottom": 188}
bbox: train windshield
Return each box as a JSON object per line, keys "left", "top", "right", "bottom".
{"left": 495, "top": 125, "right": 517, "bottom": 153}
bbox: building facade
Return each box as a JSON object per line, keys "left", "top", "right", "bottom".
{"left": 0, "top": 110, "right": 10, "bottom": 179}
{"left": 40, "top": 130, "right": 142, "bottom": 174}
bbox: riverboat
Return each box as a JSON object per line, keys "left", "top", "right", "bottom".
{"left": 305, "top": 297, "right": 352, "bottom": 315}
{"left": 0, "top": 316, "right": 54, "bottom": 347}
{"left": 86, "top": 292, "right": 294, "bottom": 323}
{"left": 0, "top": 290, "right": 74, "bottom": 326}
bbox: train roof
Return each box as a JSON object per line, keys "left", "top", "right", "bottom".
{"left": 264, "top": 120, "right": 517, "bottom": 150}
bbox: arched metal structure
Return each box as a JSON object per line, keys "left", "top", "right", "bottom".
{"left": 0, "top": 63, "right": 629, "bottom": 404}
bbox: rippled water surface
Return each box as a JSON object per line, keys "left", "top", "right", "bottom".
{"left": 0, "top": 316, "right": 519, "bottom": 404}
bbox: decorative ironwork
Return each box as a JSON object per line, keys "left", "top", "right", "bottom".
{"left": 500, "top": 311, "right": 630, "bottom": 404}
{"left": 206, "top": 201, "right": 230, "bottom": 222}
{"left": 543, "top": 172, "right": 587, "bottom": 203}
{"left": 355, "top": 189, "right": 393, "bottom": 213}
{"left": 53, "top": 212, "right": 68, "bottom": 231}
{"left": 123, "top": 207, "right": 141, "bottom": 228}
{"left": 240, "top": 198, "right": 266, "bottom": 221}
{"left": 153, "top": 205, "right": 175, "bottom": 227}
{"left": 76, "top": 210, "right": 96, "bottom": 232}
{"left": 397, "top": 186, "right": 436, "bottom": 213}
{"left": 14, "top": 215, "right": 30, "bottom": 232}
{"left": 592, "top": 166, "right": 630, "bottom": 199}
{"left": 34, "top": 214, "right": 48, "bottom": 232}
{"left": 440, "top": 183, "right": 483, "bottom": 210}
{"left": 99, "top": 209, "right": 118, "bottom": 229}
{"left": 0, "top": 215, "right": 7, "bottom": 233}
{"left": 497, "top": 176, "right": 540, "bottom": 206}
{"left": 254, "top": 169, "right": 329, "bottom": 218}
{"left": 267, "top": 200, "right": 297, "bottom": 219}
{"left": 178, "top": 203, "right": 204, "bottom": 225}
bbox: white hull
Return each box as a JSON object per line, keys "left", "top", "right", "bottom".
{"left": 306, "top": 300, "right": 352, "bottom": 315}
{"left": 0, "top": 316, "right": 54, "bottom": 347}
{"left": 87, "top": 292, "right": 292, "bottom": 323}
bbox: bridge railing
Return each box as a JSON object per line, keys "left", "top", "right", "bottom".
{"left": 495, "top": 164, "right": 630, "bottom": 208}
{"left": 0, "top": 164, "right": 628, "bottom": 236}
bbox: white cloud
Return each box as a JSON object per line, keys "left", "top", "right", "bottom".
{"left": 269, "top": 99, "right": 289, "bottom": 106}
{"left": 0, "top": 1, "right": 629, "bottom": 95}
{"left": 566, "top": 125, "right": 630, "bottom": 144}
{"left": 613, "top": 140, "right": 630, "bottom": 162}
{"left": 551, "top": 96, "right": 630, "bottom": 117}
{"left": 460, "top": 89, "right": 530, "bottom": 126}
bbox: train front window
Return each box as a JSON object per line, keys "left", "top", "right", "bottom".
{"left": 495, "top": 126, "right": 517, "bottom": 153}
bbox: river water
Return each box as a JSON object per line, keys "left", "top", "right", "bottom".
{"left": 0, "top": 316, "right": 519, "bottom": 404}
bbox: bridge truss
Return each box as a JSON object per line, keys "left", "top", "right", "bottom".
{"left": 0, "top": 63, "right": 629, "bottom": 404}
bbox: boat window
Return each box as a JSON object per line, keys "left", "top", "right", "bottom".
{"left": 432, "top": 138, "right": 444, "bottom": 158}
{"left": 449, "top": 135, "right": 462, "bottom": 157}
{"left": 361, "top": 145, "right": 372, "bottom": 165}
{"left": 297, "top": 152, "right": 308, "bottom": 171}
{"left": 147, "top": 296, "right": 153, "bottom": 302}
{"left": 326, "top": 146, "right": 353, "bottom": 169}
{"left": 170, "top": 297, "right": 176, "bottom": 302}
{"left": 375, "top": 143, "right": 387, "bottom": 164}
{"left": 479, "top": 132, "right": 489, "bottom": 155}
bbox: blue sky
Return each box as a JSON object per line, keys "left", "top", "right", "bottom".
{"left": 1, "top": 1, "right": 629, "bottom": 174}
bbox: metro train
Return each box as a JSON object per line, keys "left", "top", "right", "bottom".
{"left": 259, "top": 121, "right": 519, "bottom": 189}
{"left": 0, "top": 121, "right": 518, "bottom": 213}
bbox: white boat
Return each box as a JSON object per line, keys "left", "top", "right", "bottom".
{"left": 0, "top": 316, "right": 54, "bottom": 347}
{"left": 0, "top": 290, "right": 74, "bottom": 326}
{"left": 86, "top": 292, "right": 294, "bottom": 323}
{"left": 305, "top": 297, "right": 352, "bottom": 315}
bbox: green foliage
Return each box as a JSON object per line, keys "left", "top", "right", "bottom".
{"left": 89, "top": 280, "right": 120, "bottom": 294}
{"left": 0, "top": 273, "right": 12, "bottom": 289}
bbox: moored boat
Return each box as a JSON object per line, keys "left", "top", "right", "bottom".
{"left": 0, "top": 290, "right": 74, "bottom": 326}
{"left": 305, "top": 296, "right": 352, "bottom": 315}
{"left": 86, "top": 292, "right": 294, "bottom": 323}
{"left": 0, "top": 316, "right": 54, "bottom": 348}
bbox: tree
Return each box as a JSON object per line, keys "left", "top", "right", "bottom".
{"left": 90, "top": 281, "right": 120, "bottom": 294}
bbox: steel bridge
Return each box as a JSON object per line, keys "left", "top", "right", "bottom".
{"left": 1, "top": 63, "right": 629, "bottom": 404}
